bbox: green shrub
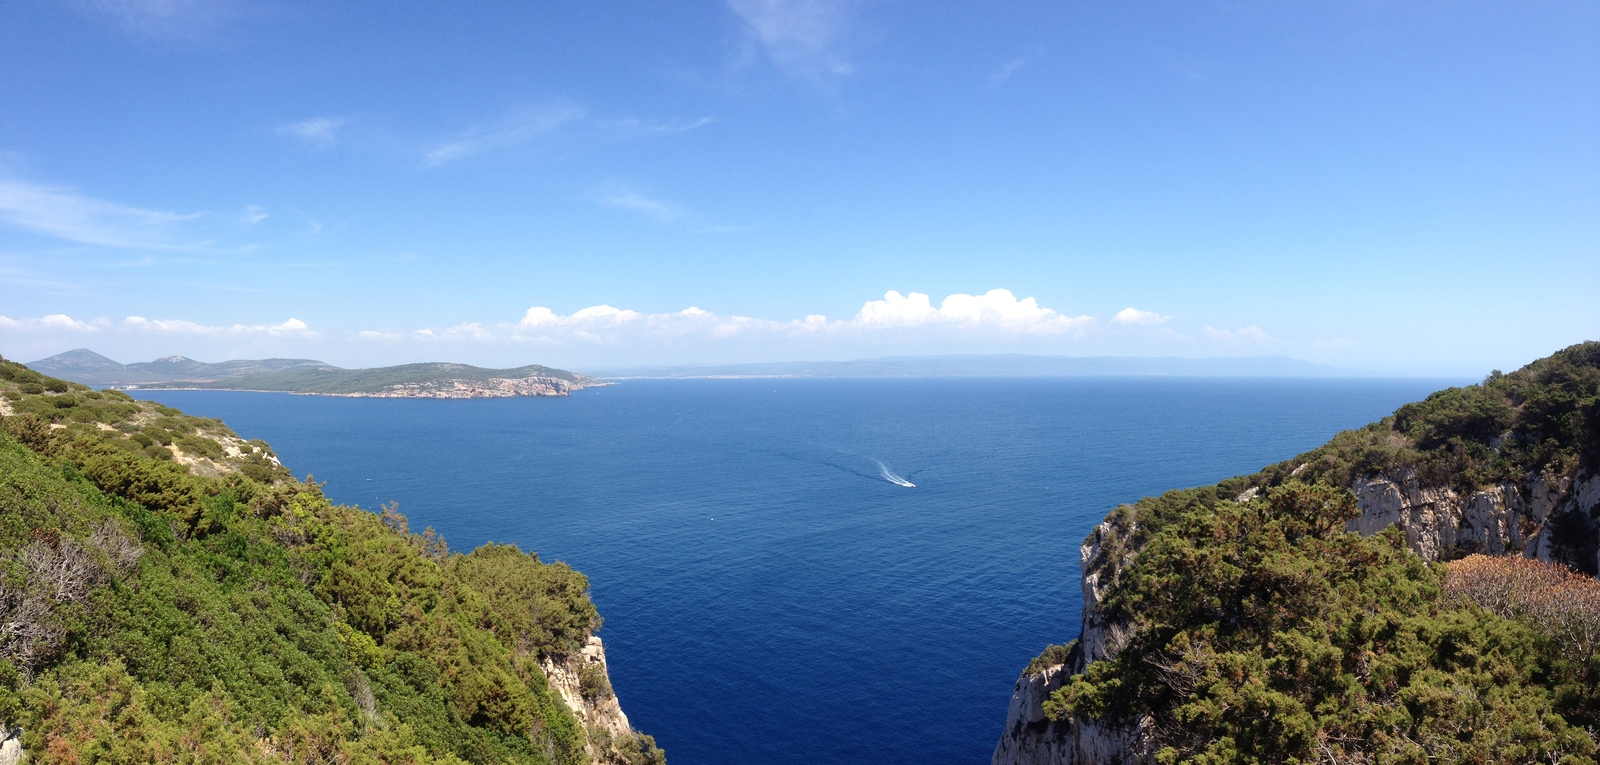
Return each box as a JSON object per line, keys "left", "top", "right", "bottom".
{"left": 0, "top": 413, "right": 53, "bottom": 452}
{"left": 176, "top": 434, "right": 224, "bottom": 460}
{"left": 579, "top": 663, "right": 611, "bottom": 700}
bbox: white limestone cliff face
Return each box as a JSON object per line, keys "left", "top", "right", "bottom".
{"left": 993, "top": 518, "right": 1154, "bottom": 765}
{"left": 541, "top": 634, "right": 638, "bottom": 762}
{"left": 992, "top": 662, "right": 1155, "bottom": 765}
{"left": 1347, "top": 467, "right": 1598, "bottom": 569}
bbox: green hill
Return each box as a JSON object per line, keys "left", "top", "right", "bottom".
{"left": 998, "top": 341, "right": 1600, "bottom": 764}
{"left": 0, "top": 356, "right": 662, "bottom": 764}
{"left": 134, "top": 362, "right": 594, "bottom": 397}
{"left": 25, "top": 350, "right": 601, "bottom": 398}
{"left": 26, "top": 350, "right": 336, "bottom": 388}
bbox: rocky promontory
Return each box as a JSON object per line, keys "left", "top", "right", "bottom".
{"left": 995, "top": 341, "right": 1600, "bottom": 764}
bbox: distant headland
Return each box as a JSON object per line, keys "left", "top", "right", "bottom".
{"left": 26, "top": 349, "right": 603, "bottom": 399}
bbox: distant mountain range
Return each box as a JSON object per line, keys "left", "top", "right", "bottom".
{"left": 26, "top": 349, "right": 597, "bottom": 398}
{"left": 26, "top": 350, "right": 1367, "bottom": 396}
{"left": 25, "top": 348, "right": 334, "bottom": 386}
{"left": 586, "top": 354, "right": 1361, "bottom": 379}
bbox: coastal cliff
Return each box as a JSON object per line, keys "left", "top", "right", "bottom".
{"left": 995, "top": 342, "right": 1600, "bottom": 764}
{"left": 0, "top": 354, "right": 659, "bottom": 764}
{"left": 542, "top": 635, "right": 663, "bottom": 762}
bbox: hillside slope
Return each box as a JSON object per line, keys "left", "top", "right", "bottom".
{"left": 25, "top": 350, "right": 602, "bottom": 399}
{"left": 996, "top": 341, "right": 1600, "bottom": 764}
{"left": 138, "top": 362, "right": 597, "bottom": 398}
{"left": 26, "top": 350, "right": 333, "bottom": 388}
{"left": 0, "top": 355, "right": 662, "bottom": 764}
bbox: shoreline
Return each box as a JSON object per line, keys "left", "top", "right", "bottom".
{"left": 113, "top": 379, "right": 615, "bottom": 399}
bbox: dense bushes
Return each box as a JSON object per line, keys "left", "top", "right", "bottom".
{"left": 0, "top": 356, "right": 656, "bottom": 764}
{"left": 1271, "top": 341, "right": 1600, "bottom": 494}
{"left": 1446, "top": 554, "right": 1600, "bottom": 729}
{"left": 453, "top": 543, "right": 600, "bottom": 659}
{"left": 1048, "top": 483, "right": 1599, "bottom": 764}
{"left": 1032, "top": 342, "right": 1600, "bottom": 763}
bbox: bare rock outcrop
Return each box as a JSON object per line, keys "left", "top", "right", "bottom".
{"left": 541, "top": 634, "right": 640, "bottom": 762}
{"left": 0, "top": 727, "right": 21, "bottom": 765}
{"left": 993, "top": 661, "right": 1155, "bottom": 765}
{"left": 993, "top": 518, "right": 1154, "bottom": 765}
{"left": 1348, "top": 467, "right": 1599, "bottom": 571}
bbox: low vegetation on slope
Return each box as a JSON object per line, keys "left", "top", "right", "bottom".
{"left": 1268, "top": 340, "right": 1600, "bottom": 569}
{"left": 1051, "top": 484, "right": 1599, "bottom": 762}
{"left": 1031, "top": 342, "right": 1600, "bottom": 763}
{"left": 0, "top": 355, "right": 663, "bottom": 764}
{"left": 134, "top": 362, "right": 593, "bottom": 396}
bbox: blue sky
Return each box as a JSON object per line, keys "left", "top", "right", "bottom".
{"left": 0, "top": 1, "right": 1595, "bottom": 375}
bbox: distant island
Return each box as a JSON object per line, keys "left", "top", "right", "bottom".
{"left": 27, "top": 349, "right": 603, "bottom": 399}
{"left": 588, "top": 353, "right": 1359, "bottom": 379}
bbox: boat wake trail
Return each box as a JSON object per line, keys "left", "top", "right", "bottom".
{"left": 873, "top": 459, "right": 916, "bottom": 488}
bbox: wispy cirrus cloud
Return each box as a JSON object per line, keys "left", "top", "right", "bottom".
{"left": 988, "top": 58, "right": 1028, "bottom": 87}
{"left": 0, "top": 177, "right": 201, "bottom": 249}
{"left": 74, "top": 0, "right": 252, "bottom": 44}
{"left": 601, "top": 116, "right": 715, "bottom": 141}
{"left": 727, "top": 0, "right": 855, "bottom": 86}
{"left": 279, "top": 105, "right": 709, "bottom": 168}
{"left": 986, "top": 48, "right": 1044, "bottom": 87}
{"left": 278, "top": 116, "right": 348, "bottom": 146}
{"left": 602, "top": 192, "right": 690, "bottom": 223}
{"left": 423, "top": 105, "right": 587, "bottom": 167}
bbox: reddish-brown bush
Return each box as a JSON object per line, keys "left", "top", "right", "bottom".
{"left": 1446, "top": 554, "right": 1600, "bottom": 657}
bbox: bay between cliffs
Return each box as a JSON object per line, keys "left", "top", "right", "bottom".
{"left": 141, "top": 376, "right": 1452, "bottom": 764}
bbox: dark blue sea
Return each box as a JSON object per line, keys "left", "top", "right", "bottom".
{"left": 142, "top": 377, "right": 1452, "bottom": 764}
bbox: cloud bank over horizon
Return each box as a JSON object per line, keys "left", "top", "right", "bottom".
{"left": 0, "top": 288, "right": 1280, "bottom": 370}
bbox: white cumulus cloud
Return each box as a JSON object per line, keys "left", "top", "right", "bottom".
{"left": 123, "top": 316, "right": 313, "bottom": 336}
{"left": 467, "top": 288, "right": 1096, "bottom": 349}
{"left": 854, "top": 289, "right": 1093, "bottom": 334}
{"left": 0, "top": 314, "right": 106, "bottom": 332}
{"left": 1111, "top": 307, "right": 1171, "bottom": 326}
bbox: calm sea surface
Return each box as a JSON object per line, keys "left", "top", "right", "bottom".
{"left": 142, "top": 377, "right": 1452, "bottom": 764}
